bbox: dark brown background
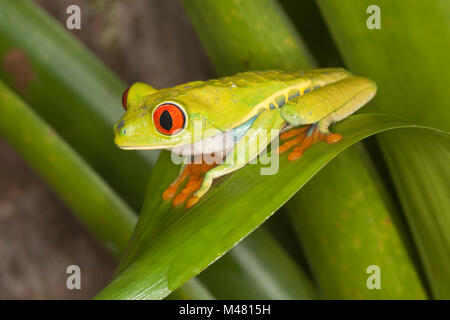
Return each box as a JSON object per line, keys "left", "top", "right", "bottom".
{"left": 0, "top": 0, "right": 213, "bottom": 299}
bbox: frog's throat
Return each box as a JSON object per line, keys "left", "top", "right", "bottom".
{"left": 169, "top": 115, "right": 258, "bottom": 157}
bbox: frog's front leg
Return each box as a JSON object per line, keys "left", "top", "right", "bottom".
{"left": 279, "top": 76, "right": 377, "bottom": 160}
{"left": 186, "top": 109, "right": 285, "bottom": 208}
{"left": 162, "top": 159, "right": 218, "bottom": 206}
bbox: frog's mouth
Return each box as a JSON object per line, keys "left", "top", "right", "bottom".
{"left": 115, "top": 129, "right": 235, "bottom": 154}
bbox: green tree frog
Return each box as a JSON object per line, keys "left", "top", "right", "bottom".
{"left": 114, "top": 68, "right": 376, "bottom": 208}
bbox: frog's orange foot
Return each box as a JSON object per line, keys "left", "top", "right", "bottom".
{"left": 279, "top": 126, "right": 309, "bottom": 141}
{"left": 186, "top": 196, "right": 200, "bottom": 209}
{"left": 322, "top": 132, "right": 342, "bottom": 144}
{"left": 278, "top": 124, "right": 342, "bottom": 161}
{"left": 162, "top": 158, "right": 216, "bottom": 209}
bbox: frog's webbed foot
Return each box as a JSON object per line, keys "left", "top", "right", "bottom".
{"left": 162, "top": 156, "right": 217, "bottom": 209}
{"left": 277, "top": 124, "right": 342, "bottom": 161}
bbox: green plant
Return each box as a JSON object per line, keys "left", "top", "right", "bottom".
{"left": 0, "top": 0, "right": 448, "bottom": 299}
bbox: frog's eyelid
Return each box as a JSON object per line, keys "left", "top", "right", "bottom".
{"left": 122, "top": 86, "right": 131, "bottom": 110}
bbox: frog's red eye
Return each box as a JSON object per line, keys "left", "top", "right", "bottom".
{"left": 122, "top": 86, "right": 130, "bottom": 110}
{"left": 153, "top": 103, "right": 186, "bottom": 135}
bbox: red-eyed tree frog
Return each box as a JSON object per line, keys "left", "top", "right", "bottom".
{"left": 114, "top": 69, "right": 376, "bottom": 208}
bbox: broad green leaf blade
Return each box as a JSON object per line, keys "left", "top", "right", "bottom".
{"left": 181, "top": 0, "right": 316, "bottom": 75}
{"left": 287, "top": 145, "right": 428, "bottom": 299}
{"left": 278, "top": 0, "right": 343, "bottom": 67}
{"left": 380, "top": 129, "right": 450, "bottom": 298}
{"left": 318, "top": 0, "right": 450, "bottom": 298}
{"left": 0, "top": 80, "right": 135, "bottom": 258}
{"left": 262, "top": 208, "right": 311, "bottom": 270}
{"left": 95, "top": 114, "right": 442, "bottom": 299}
{"left": 0, "top": 0, "right": 155, "bottom": 209}
{"left": 317, "top": 0, "right": 450, "bottom": 131}
{"left": 198, "top": 228, "right": 317, "bottom": 300}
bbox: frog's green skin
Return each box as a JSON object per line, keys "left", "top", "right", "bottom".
{"left": 114, "top": 68, "right": 376, "bottom": 202}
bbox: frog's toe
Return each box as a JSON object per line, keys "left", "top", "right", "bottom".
{"left": 278, "top": 124, "right": 343, "bottom": 161}
{"left": 163, "top": 160, "right": 216, "bottom": 209}
{"left": 322, "top": 132, "right": 342, "bottom": 144}
{"left": 317, "top": 127, "right": 342, "bottom": 144}
{"left": 278, "top": 124, "right": 313, "bottom": 160}
{"left": 278, "top": 127, "right": 308, "bottom": 154}
{"left": 173, "top": 178, "right": 203, "bottom": 206}
{"left": 278, "top": 133, "right": 306, "bottom": 154}
{"left": 279, "top": 126, "right": 309, "bottom": 141}
{"left": 286, "top": 133, "right": 315, "bottom": 161}
{"left": 186, "top": 196, "right": 200, "bottom": 209}
{"left": 162, "top": 185, "right": 178, "bottom": 200}
{"left": 287, "top": 148, "right": 304, "bottom": 161}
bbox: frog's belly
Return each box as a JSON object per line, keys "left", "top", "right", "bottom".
{"left": 169, "top": 130, "right": 236, "bottom": 157}
{"left": 169, "top": 114, "right": 261, "bottom": 157}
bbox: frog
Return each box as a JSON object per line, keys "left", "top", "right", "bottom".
{"left": 114, "top": 68, "right": 377, "bottom": 208}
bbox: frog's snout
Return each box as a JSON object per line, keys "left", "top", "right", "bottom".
{"left": 114, "top": 117, "right": 148, "bottom": 149}
{"left": 114, "top": 119, "right": 131, "bottom": 148}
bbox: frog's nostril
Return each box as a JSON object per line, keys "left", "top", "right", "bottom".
{"left": 116, "top": 120, "right": 125, "bottom": 130}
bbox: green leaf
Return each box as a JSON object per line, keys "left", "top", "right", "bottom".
{"left": 166, "top": 278, "right": 215, "bottom": 300}
{"left": 380, "top": 129, "right": 450, "bottom": 298}
{"left": 198, "top": 228, "right": 317, "bottom": 299}
{"left": 317, "top": 0, "right": 450, "bottom": 131}
{"left": 0, "top": 80, "right": 135, "bottom": 258}
{"left": 181, "top": 0, "right": 316, "bottom": 74}
{"left": 287, "top": 145, "right": 428, "bottom": 299}
{"left": 95, "top": 114, "right": 446, "bottom": 299}
{"left": 318, "top": 0, "right": 450, "bottom": 298}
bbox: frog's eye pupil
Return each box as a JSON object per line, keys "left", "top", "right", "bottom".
{"left": 122, "top": 86, "right": 130, "bottom": 111}
{"left": 153, "top": 103, "right": 186, "bottom": 135}
{"left": 160, "top": 110, "right": 173, "bottom": 131}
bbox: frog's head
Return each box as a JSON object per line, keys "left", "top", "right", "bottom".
{"left": 114, "top": 82, "right": 216, "bottom": 150}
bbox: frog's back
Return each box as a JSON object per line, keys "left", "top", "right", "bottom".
{"left": 149, "top": 68, "right": 350, "bottom": 130}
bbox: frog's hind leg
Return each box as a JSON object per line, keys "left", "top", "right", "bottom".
{"left": 279, "top": 76, "right": 377, "bottom": 161}
{"left": 316, "top": 79, "right": 377, "bottom": 139}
